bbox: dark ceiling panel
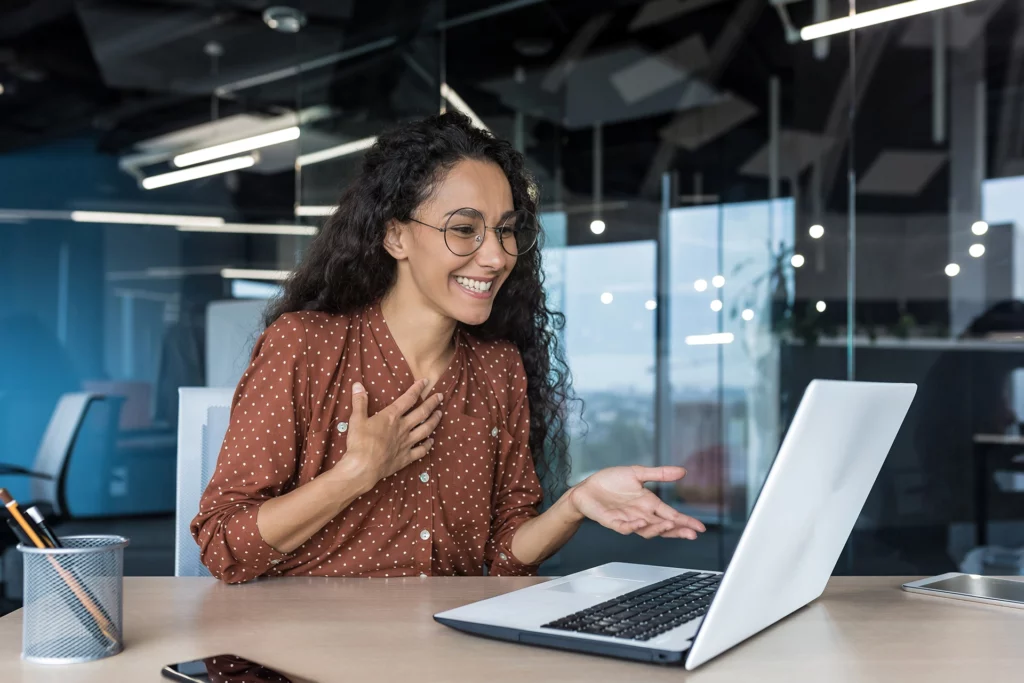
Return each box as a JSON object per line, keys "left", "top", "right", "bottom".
{"left": 76, "top": 0, "right": 345, "bottom": 95}
{"left": 0, "top": 0, "right": 1019, "bottom": 219}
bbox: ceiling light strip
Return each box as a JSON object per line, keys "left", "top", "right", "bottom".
{"left": 70, "top": 211, "right": 225, "bottom": 227}
{"left": 684, "top": 332, "right": 735, "bottom": 346}
{"left": 800, "top": 0, "right": 976, "bottom": 41}
{"left": 441, "top": 83, "right": 491, "bottom": 132}
{"left": 220, "top": 268, "right": 293, "bottom": 281}
{"left": 173, "top": 127, "right": 300, "bottom": 167}
{"left": 6, "top": 209, "right": 318, "bottom": 234}
{"left": 178, "top": 223, "right": 317, "bottom": 236}
{"left": 0, "top": 209, "right": 73, "bottom": 222}
{"left": 295, "top": 205, "right": 336, "bottom": 217}
{"left": 296, "top": 136, "right": 377, "bottom": 167}
{"left": 141, "top": 156, "right": 256, "bottom": 190}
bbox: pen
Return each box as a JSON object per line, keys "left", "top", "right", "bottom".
{"left": 0, "top": 488, "right": 119, "bottom": 647}
{"left": 5, "top": 516, "right": 30, "bottom": 545}
{"left": 25, "top": 506, "right": 61, "bottom": 548}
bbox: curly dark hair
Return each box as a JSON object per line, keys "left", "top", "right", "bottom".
{"left": 265, "top": 111, "right": 574, "bottom": 497}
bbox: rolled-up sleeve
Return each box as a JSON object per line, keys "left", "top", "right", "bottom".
{"left": 486, "top": 348, "right": 543, "bottom": 576}
{"left": 190, "top": 313, "right": 309, "bottom": 584}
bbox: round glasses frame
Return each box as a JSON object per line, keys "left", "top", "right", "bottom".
{"left": 408, "top": 207, "right": 539, "bottom": 257}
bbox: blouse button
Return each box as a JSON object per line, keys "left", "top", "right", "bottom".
{"left": 490, "top": 427, "right": 498, "bottom": 437}
{"left": 337, "top": 422, "right": 349, "bottom": 433}
{"left": 419, "top": 573, "right": 428, "bottom": 578}
{"left": 499, "top": 553, "right": 508, "bottom": 562}
{"left": 420, "top": 529, "right": 431, "bottom": 541}
{"left": 419, "top": 472, "right": 430, "bottom": 483}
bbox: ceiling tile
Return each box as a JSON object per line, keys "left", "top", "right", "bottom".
{"left": 858, "top": 150, "right": 947, "bottom": 196}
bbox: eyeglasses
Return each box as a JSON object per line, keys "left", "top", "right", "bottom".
{"left": 408, "top": 207, "right": 539, "bottom": 257}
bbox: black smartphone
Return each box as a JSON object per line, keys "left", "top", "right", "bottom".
{"left": 161, "top": 654, "right": 316, "bottom": 683}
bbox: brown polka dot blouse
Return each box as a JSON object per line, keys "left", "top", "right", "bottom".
{"left": 190, "top": 302, "right": 543, "bottom": 584}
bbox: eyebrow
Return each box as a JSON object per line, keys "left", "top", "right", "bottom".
{"left": 442, "top": 207, "right": 518, "bottom": 222}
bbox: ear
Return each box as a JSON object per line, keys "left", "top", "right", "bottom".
{"left": 382, "top": 219, "right": 408, "bottom": 260}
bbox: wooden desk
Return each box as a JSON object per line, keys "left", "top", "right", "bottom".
{"left": 1, "top": 576, "right": 1022, "bottom": 682}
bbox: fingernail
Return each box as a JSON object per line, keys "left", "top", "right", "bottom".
{"left": 435, "top": 393, "right": 443, "bottom": 401}
{"left": 353, "top": 383, "right": 365, "bottom": 394}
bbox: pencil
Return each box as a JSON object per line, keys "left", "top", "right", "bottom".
{"left": 0, "top": 490, "right": 45, "bottom": 548}
{"left": 0, "top": 489, "right": 119, "bottom": 647}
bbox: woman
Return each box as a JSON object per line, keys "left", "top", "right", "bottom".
{"left": 191, "top": 112, "right": 705, "bottom": 584}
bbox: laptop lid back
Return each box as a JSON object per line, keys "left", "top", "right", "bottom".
{"left": 685, "top": 380, "right": 917, "bottom": 670}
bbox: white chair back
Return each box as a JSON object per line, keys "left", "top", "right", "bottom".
{"left": 175, "top": 387, "right": 234, "bottom": 577}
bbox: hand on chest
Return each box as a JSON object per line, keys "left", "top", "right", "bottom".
{"left": 299, "top": 379, "right": 513, "bottom": 488}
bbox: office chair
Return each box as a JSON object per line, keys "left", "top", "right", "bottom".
{"left": 0, "top": 392, "right": 120, "bottom": 603}
{"left": 175, "top": 387, "right": 234, "bottom": 577}
{"left": 0, "top": 392, "right": 108, "bottom": 521}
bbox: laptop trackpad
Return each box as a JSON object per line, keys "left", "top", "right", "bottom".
{"left": 542, "top": 576, "right": 646, "bottom": 595}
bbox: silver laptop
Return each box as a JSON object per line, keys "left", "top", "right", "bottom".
{"left": 435, "top": 379, "right": 917, "bottom": 669}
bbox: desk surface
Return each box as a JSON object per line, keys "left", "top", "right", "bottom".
{"left": 1, "top": 576, "right": 1022, "bottom": 682}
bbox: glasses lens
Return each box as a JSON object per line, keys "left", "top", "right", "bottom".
{"left": 444, "top": 209, "right": 486, "bottom": 256}
{"left": 503, "top": 211, "right": 538, "bottom": 255}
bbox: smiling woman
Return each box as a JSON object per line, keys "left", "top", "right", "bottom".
{"left": 190, "top": 112, "right": 705, "bottom": 584}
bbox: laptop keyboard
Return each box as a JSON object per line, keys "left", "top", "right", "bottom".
{"left": 541, "top": 571, "right": 721, "bottom": 642}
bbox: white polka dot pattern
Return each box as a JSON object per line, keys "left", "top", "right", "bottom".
{"left": 190, "top": 302, "right": 543, "bottom": 584}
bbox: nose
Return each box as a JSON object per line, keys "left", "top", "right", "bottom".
{"left": 474, "top": 227, "right": 506, "bottom": 269}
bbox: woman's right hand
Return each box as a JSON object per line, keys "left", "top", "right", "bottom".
{"left": 339, "top": 378, "right": 444, "bottom": 491}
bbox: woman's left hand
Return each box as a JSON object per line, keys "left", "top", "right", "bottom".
{"left": 568, "top": 466, "right": 706, "bottom": 540}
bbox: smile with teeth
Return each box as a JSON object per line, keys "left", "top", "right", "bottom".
{"left": 454, "top": 276, "right": 493, "bottom": 293}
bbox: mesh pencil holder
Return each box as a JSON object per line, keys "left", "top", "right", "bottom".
{"left": 17, "top": 534, "right": 129, "bottom": 664}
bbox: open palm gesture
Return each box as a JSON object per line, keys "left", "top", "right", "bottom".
{"left": 568, "top": 466, "right": 706, "bottom": 539}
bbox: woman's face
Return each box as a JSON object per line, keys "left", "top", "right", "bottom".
{"left": 388, "top": 158, "right": 518, "bottom": 326}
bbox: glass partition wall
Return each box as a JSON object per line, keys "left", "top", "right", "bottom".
{"left": 2, "top": 0, "right": 1022, "bottom": 579}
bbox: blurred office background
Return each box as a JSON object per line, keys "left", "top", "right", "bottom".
{"left": 2, "top": 0, "right": 1023, "bottom": 614}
